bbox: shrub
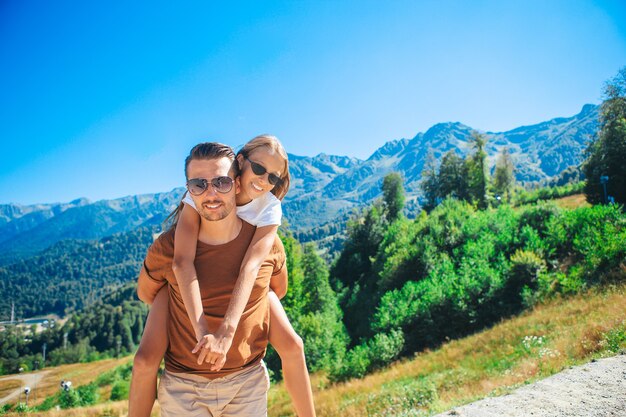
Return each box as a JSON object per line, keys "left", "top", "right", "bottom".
{"left": 329, "top": 344, "right": 371, "bottom": 382}
{"left": 504, "top": 250, "right": 546, "bottom": 310}
{"left": 603, "top": 325, "right": 626, "bottom": 353}
{"left": 59, "top": 388, "right": 81, "bottom": 409}
{"left": 518, "top": 202, "right": 561, "bottom": 238}
{"left": 77, "top": 382, "right": 99, "bottom": 406}
{"left": 328, "top": 329, "right": 405, "bottom": 382}
{"left": 110, "top": 380, "right": 130, "bottom": 401}
{"left": 368, "top": 329, "right": 405, "bottom": 369}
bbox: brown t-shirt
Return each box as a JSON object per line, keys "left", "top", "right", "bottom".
{"left": 137, "top": 221, "right": 287, "bottom": 379}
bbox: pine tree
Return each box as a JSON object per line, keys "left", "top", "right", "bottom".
{"left": 299, "top": 244, "right": 348, "bottom": 370}
{"left": 382, "top": 172, "right": 405, "bottom": 222}
{"left": 331, "top": 201, "right": 387, "bottom": 341}
{"left": 420, "top": 151, "right": 439, "bottom": 212}
{"left": 493, "top": 146, "right": 515, "bottom": 201}
{"left": 584, "top": 67, "right": 626, "bottom": 205}
{"left": 467, "top": 131, "right": 489, "bottom": 209}
{"left": 438, "top": 150, "right": 469, "bottom": 201}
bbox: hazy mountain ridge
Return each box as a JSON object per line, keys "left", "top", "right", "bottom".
{"left": 282, "top": 104, "right": 599, "bottom": 227}
{"left": 0, "top": 104, "right": 600, "bottom": 263}
{"left": 0, "top": 190, "right": 184, "bottom": 265}
{"left": 0, "top": 198, "right": 90, "bottom": 242}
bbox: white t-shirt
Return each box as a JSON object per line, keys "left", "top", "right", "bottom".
{"left": 182, "top": 192, "right": 282, "bottom": 227}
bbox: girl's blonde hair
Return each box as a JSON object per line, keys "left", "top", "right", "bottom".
{"left": 238, "top": 134, "right": 290, "bottom": 200}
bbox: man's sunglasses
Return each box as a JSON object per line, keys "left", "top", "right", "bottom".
{"left": 186, "top": 176, "right": 234, "bottom": 195}
{"left": 244, "top": 156, "right": 283, "bottom": 186}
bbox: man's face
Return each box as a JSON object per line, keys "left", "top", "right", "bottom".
{"left": 186, "top": 157, "right": 239, "bottom": 222}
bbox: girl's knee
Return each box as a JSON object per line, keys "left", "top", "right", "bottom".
{"left": 279, "top": 332, "right": 305, "bottom": 359}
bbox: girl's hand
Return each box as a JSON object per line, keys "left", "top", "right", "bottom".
{"left": 192, "top": 326, "right": 235, "bottom": 371}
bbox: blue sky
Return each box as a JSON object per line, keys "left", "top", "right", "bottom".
{"left": 1, "top": 0, "right": 625, "bottom": 205}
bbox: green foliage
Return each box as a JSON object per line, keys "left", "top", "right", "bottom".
{"left": 266, "top": 234, "right": 348, "bottom": 378}
{"left": 293, "top": 244, "right": 349, "bottom": 371}
{"left": 329, "top": 329, "right": 404, "bottom": 382}
{"left": 467, "top": 132, "right": 490, "bottom": 209}
{"left": 382, "top": 172, "right": 406, "bottom": 222}
{"left": 493, "top": 147, "right": 515, "bottom": 200}
{"left": 0, "top": 226, "right": 157, "bottom": 319}
{"left": 545, "top": 204, "right": 626, "bottom": 285}
{"left": 366, "top": 377, "right": 438, "bottom": 416}
{"left": 506, "top": 250, "right": 546, "bottom": 309}
{"left": 76, "top": 382, "right": 99, "bottom": 406}
{"left": 278, "top": 229, "right": 305, "bottom": 315}
{"left": 331, "top": 201, "right": 388, "bottom": 341}
{"left": 603, "top": 325, "right": 626, "bottom": 353}
{"left": 58, "top": 389, "right": 81, "bottom": 409}
{"left": 0, "top": 284, "right": 147, "bottom": 374}
{"left": 33, "top": 395, "right": 57, "bottom": 412}
{"left": 419, "top": 133, "right": 492, "bottom": 211}
{"left": 513, "top": 182, "right": 585, "bottom": 206}
{"left": 437, "top": 150, "right": 469, "bottom": 201}
{"left": 584, "top": 66, "right": 626, "bottom": 205}
{"left": 419, "top": 151, "right": 439, "bottom": 212}
{"left": 110, "top": 380, "right": 130, "bottom": 401}
{"left": 322, "top": 194, "right": 626, "bottom": 381}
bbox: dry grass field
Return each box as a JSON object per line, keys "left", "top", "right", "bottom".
{"left": 552, "top": 193, "right": 591, "bottom": 210}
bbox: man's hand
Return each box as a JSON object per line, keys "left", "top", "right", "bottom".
{"left": 191, "top": 325, "right": 235, "bottom": 371}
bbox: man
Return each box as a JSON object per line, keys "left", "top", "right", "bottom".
{"left": 137, "top": 142, "right": 287, "bottom": 416}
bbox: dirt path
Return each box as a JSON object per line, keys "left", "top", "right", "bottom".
{"left": 434, "top": 354, "right": 626, "bottom": 417}
{"left": 0, "top": 370, "right": 50, "bottom": 405}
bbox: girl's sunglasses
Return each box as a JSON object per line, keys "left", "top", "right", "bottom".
{"left": 187, "top": 176, "right": 234, "bottom": 195}
{"left": 244, "top": 156, "right": 283, "bottom": 186}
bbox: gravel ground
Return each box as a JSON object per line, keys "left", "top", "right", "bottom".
{"left": 433, "top": 354, "right": 626, "bottom": 417}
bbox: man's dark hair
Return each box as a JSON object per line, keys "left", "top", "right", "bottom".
{"left": 185, "top": 142, "right": 239, "bottom": 179}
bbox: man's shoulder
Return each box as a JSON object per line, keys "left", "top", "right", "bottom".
{"left": 148, "top": 227, "right": 175, "bottom": 258}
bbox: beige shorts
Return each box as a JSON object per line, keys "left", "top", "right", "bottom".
{"left": 158, "top": 362, "right": 270, "bottom": 417}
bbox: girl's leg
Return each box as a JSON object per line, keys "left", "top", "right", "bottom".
{"left": 129, "top": 286, "right": 169, "bottom": 417}
{"left": 268, "top": 291, "right": 316, "bottom": 417}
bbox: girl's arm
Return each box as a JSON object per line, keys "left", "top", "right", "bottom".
{"left": 193, "top": 224, "right": 279, "bottom": 370}
{"left": 172, "top": 203, "right": 211, "bottom": 343}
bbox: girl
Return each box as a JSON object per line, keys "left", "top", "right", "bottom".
{"left": 129, "top": 135, "right": 316, "bottom": 417}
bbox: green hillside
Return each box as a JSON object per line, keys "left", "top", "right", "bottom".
{"left": 0, "top": 226, "right": 157, "bottom": 319}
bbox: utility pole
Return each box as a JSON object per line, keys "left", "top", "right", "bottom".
{"left": 42, "top": 342, "right": 47, "bottom": 366}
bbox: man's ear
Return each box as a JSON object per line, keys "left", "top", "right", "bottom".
{"left": 235, "top": 176, "right": 241, "bottom": 194}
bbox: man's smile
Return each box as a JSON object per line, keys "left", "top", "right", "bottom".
{"left": 202, "top": 201, "right": 223, "bottom": 209}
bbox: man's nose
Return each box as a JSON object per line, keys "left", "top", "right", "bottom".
{"left": 205, "top": 184, "right": 218, "bottom": 196}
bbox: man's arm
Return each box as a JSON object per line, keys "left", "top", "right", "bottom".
{"left": 137, "top": 240, "right": 168, "bottom": 305}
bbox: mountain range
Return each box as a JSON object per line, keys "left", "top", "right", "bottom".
{"left": 0, "top": 104, "right": 599, "bottom": 266}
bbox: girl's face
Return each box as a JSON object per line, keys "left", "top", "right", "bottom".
{"left": 238, "top": 147, "right": 285, "bottom": 202}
